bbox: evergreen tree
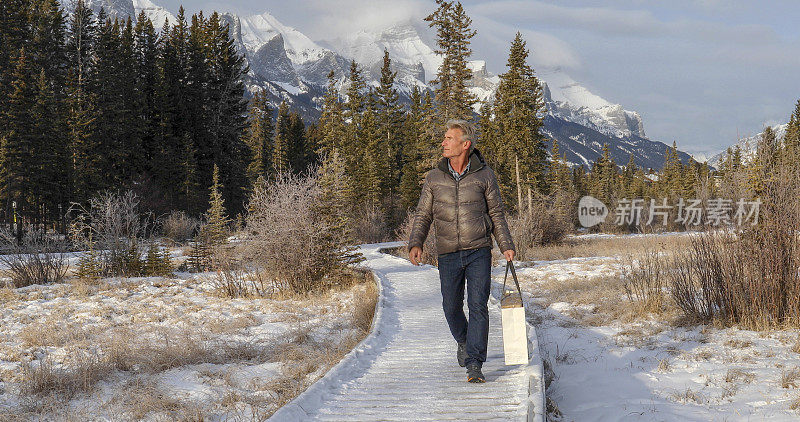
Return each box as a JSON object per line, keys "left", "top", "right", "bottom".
{"left": 588, "top": 144, "right": 617, "bottom": 204}
{"left": 0, "top": 0, "right": 30, "bottom": 123}
{"left": 548, "top": 140, "right": 573, "bottom": 195}
{"left": 244, "top": 91, "right": 274, "bottom": 185}
{"left": 425, "top": 0, "right": 477, "bottom": 121}
{"left": 400, "top": 87, "right": 428, "bottom": 210}
{"left": 273, "top": 101, "right": 291, "bottom": 174}
{"left": 202, "top": 164, "right": 229, "bottom": 245}
{"left": 491, "top": 33, "right": 548, "bottom": 210}
{"left": 374, "top": 50, "right": 404, "bottom": 208}
{"left": 204, "top": 12, "right": 249, "bottom": 215}
{"left": 317, "top": 70, "right": 347, "bottom": 158}
{"left": 66, "top": 0, "right": 100, "bottom": 204}
{"left": 783, "top": 100, "right": 800, "bottom": 162}
{"left": 288, "top": 112, "right": 308, "bottom": 174}
{"left": 32, "top": 69, "right": 70, "bottom": 223}
{"left": 748, "top": 126, "right": 778, "bottom": 197}
{"left": 133, "top": 11, "right": 159, "bottom": 179}
{"left": 0, "top": 49, "right": 36, "bottom": 222}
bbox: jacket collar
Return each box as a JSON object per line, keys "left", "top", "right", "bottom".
{"left": 437, "top": 148, "right": 486, "bottom": 180}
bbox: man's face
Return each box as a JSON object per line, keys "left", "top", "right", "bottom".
{"left": 442, "top": 128, "right": 470, "bottom": 158}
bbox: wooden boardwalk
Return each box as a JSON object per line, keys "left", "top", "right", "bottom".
{"left": 269, "top": 243, "right": 543, "bottom": 421}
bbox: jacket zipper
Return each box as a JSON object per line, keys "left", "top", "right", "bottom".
{"left": 455, "top": 176, "right": 460, "bottom": 250}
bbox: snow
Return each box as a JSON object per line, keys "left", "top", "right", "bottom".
{"left": 132, "top": 0, "right": 175, "bottom": 29}
{"left": 273, "top": 81, "right": 304, "bottom": 96}
{"left": 0, "top": 247, "right": 371, "bottom": 419}
{"left": 271, "top": 242, "right": 544, "bottom": 421}
{"left": 328, "top": 22, "right": 443, "bottom": 83}
{"left": 517, "top": 232, "right": 800, "bottom": 421}
{"left": 237, "top": 11, "right": 329, "bottom": 66}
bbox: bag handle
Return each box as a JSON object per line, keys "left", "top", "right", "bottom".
{"left": 502, "top": 260, "right": 523, "bottom": 300}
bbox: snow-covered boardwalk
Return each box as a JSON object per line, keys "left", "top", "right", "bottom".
{"left": 270, "top": 242, "right": 543, "bottom": 421}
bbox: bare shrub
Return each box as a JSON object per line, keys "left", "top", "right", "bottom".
{"left": 161, "top": 211, "right": 199, "bottom": 245}
{"left": 667, "top": 156, "right": 800, "bottom": 328}
{"left": 245, "top": 172, "right": 363, "bottom": 293}
{"left": 0, "top": 229, "right": 69, "bottom": 288}
{"left": 508, "top": 192, "right": 573, "bottom": 260}
{"left": 352, "top": 204, "right": 390, "bottom": 243}
{"left": 69, "top": 191, "right": 152, "bottom": 277}
{"left": 396, "top": 208, "right": 437, "bottom": 265}
{"left": 620, "top": 248, "right": 667, "bottom": 312}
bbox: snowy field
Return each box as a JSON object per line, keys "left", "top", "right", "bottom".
{"left": 513, "top": 233, "right": 800, "bottom": 421}
{"left": 0, "top": 249, "right": 376, "bottom": 420}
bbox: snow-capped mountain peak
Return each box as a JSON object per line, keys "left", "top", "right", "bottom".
{"left": 708, "top": 124, "right": 788, "bottom": 168}
{"left": 327, "top": 22, "right": 442, "bottom": 84}
{"left": 132, "top": 0, "right": 175, "bottom": 28}
{"left": 236, "top": 11, "right": 328, "bottom": 66}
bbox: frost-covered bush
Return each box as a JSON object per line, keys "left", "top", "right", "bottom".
{"left": 245, "top": 171, "right": 362, "bottom": 293}
{"left": 161, "top": 211, "right": 199, "bottom": 245}
{"left": 0, "top": 229, "right": 69, "bottom": 287}
{"left": 69, "top": 191, "right": 152, "bottom": 277}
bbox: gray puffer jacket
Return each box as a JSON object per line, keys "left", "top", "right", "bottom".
{"left": 408, "top": 149, "right": 515, "bottom": 255}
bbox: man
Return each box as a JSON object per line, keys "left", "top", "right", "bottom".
{"left": 408, "top": 119, "right": 516, "bottom": 383}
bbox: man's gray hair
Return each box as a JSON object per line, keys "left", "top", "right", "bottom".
{"left": 446, "top": 119, "right": 477, "bottom": 152}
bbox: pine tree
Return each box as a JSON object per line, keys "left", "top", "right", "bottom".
{"left": 315, "top": 150, "right": 358, "bottom": 255}
{"left": 66, "top": 0, "right": 100, "bottom": 204}
{"left": 783, "top": 100, "right": 800, "bottom": 162}
{"left": 32, "top": 69, "right": 70, "bottom": 224}
{"left": 359, "top": 92, "right": 384, "bottom": 208}
{"left": 317, "top": 70, "right": 347, "bottom": 158}
{"left": 133, "top": 11, "right": 159, "bottom": 180}
{"left": 244, "top": 91, "right": 274, "bottom": 185}
{"left": 0, "top": 49, "right": 36, "bottom": 222}
{"left": 491, "top": 33, "right": 548, "bottom": 210}
{"left": 425, "top": 0, "right": 477, "bottom": 121}
{"left": 0, "top": 0, "right": 29, "bottom": 122}
{"left": 748, "top": 126, "right": 778, "bottom": 197}
{"left": 589, "top": 144, "right": 617, "bottom": 204}
{"left": 374, "top": 50, "right": 404, "bottom": 209}
{"left": 342, "top": 60, "right": 367, "bottom": 179}
{"left": 202, "top": 164, "right": 229, "bottom": 245}
{"left": 273, "top": 101, "right": 291, "bottom": 174}
{"left": 548, "top": 140, "right": 573, "bottom": 195}
{"left": 400, "top": 87, "right": 428, "bottom": 210}
{"left": 288, "top": 112, "right": 308, "bottom": 174}
{"left": 203, "top": 12, "right": 249, "bottom": 216}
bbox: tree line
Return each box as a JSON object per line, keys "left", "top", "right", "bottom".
{"left": 5, "top": 0, "right": 788, "bottom": 240}
{"left": 0, "top": 0, "right": 254, "bottom": 231}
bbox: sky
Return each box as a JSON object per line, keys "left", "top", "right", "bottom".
{"left": 155, "top": 0, "right": 800, "bottom": 160}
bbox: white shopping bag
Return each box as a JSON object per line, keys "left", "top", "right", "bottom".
{"left": 500, "top": 261, "right": 528, "bottom": 365}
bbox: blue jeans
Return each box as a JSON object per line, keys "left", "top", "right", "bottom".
{"left": 437, "top": 246, "right": 491, "bottom": 368}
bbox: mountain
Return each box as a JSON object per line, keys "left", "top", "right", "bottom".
{"left": 68, "top": 0, "right": 693, "bottom": 171}
{"left": 132, "top": 0, "right": 175, "bottom": 28}
{"left": 708, "top": 124, "right": 788, "bottom": 168}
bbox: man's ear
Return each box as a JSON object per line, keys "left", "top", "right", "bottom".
{"left": 464, "top": 140, "right": 472, "bottom": 152}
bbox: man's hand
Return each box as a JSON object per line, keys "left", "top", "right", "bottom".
{"left": 409, "top": 246, "right": 423, "bottom": 266}
{"left": 504, "top": 249, "right": 515, "bottom": 262}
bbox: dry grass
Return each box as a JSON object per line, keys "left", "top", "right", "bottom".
{"left": 103, "top": 376, "right": 205, "bottom": 420}
{"left": 669, "top": 387, "right": 705, "bottom": 404}
{"left": 352, "top": 272, "right": 378, "bottom": 333}
{"left": 782, "top": 367, "right": 800, "bottom": 388}
{"left": 725, "top": 368, "right": 756, "bottom": 384}
{"left": 524, "top": 234, "right": 695, "bottom": 262}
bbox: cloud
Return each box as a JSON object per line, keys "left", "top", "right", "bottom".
{"left": 470, "top": 14, "right": 582, "bottom": 70}
{"left": 470, "top": 0, "right": 778, "bottom": 44}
